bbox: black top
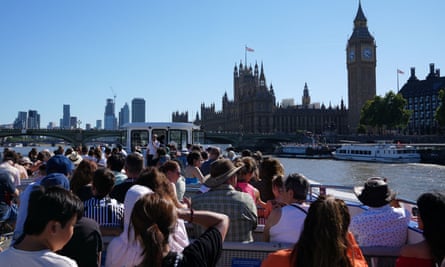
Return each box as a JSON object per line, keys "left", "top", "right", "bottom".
{"left": 161, "top": 227, "right": 222, "bottom": 267}
{"left": 58, "top": 217, "right": 103, "bottom": 267}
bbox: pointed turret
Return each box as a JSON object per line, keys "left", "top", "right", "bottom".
{"left": 302, "top": 82, "right": 311, "bottom": 107}
{"left": 350, "top": 1, "right": 374, "bottom": 40}
{"left": 259, "top": 62, "right": 266, "bottom": 87}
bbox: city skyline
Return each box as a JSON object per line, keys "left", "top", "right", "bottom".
{"left": 0, "top": 1, "right": 444, "bottom": 128}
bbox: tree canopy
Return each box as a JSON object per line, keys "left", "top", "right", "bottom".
{"left": 359, "top": 91, "right": 411, "bottom": 133}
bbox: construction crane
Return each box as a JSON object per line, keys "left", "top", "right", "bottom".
{"left": 110, "top": 86, "right": 116, "bottom": 104}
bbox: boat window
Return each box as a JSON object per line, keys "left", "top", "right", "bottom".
{"left": 130, "top": 130, "right": 149, "bottom": 151}
{"left": 168, "top": 129, "right": 188, "bottom": 150}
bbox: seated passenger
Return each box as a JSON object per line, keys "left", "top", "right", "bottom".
{"left": 234, "top": 156, "right": 266, "bottom": 208}
{"left": 0, "top": 187, "right": 83, "bottom": 267}
{"left": 0, "top": 171, "right": 19, "bottom": 226}
{"left": 261, "top": 195, "right": 368, "bottom": 267}
{"left": 105, "top": 167, "right": 189, "bottom": 267}
{"left": 396, "top": 192, "right": 445, "bottom": 267}
{"left": 83, "top": 168, "right": 124, "bottom": 228}
{"left": 264, "top": 173, "right": 309, "bottom": 243}
{"left": 184, "top": 150, "right": 205, "bottom": 184}
{"left": 350, "top": 177, "right": 410, "bottom": 247}
{"left": 264, "top": 175, "right": 286, "bottom": 219}
{"left": 106, "top": 153, "right": 127, "bottom": 186}
{"left": 192, "top": 159, "right": 258, "bottom": 242}
{"left": 131, "top": 193, "right": 229, "bottom": 267}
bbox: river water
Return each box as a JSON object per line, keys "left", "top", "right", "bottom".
{"left": 278, "top": 157, "right": 445, "bottom": 201}
{"left": 6, "top": 146, "right": 445, "bottom": 201}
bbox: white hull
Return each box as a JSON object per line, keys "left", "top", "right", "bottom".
{"left": 333, "top": 143, "right": 421, "bottom": 163}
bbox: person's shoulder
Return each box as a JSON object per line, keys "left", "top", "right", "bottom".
{"left": 261, "top": 249, "right": 292, "bottom": 267}
{"left": 45, "top": 251, "right": 78, "bottom": 266}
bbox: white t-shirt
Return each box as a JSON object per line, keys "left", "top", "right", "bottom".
{"left": 0, "top": 247, "right": 77, "bottom": 267}
{"left": 269, "top": 203, "right": 308, "bottom": 243}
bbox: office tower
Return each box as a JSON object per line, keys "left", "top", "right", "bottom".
{"left": 104, "top": 98, "right": 117, "bottom": 130}
{"left": 63, "top": 104, "right": 71, "bottom": 129}
{"left": 131, "top": 98, "right": 146, "bottom": 122}
{"left": 27, "top": 110, "right": 40, "bottom": 129}
{"left": 119, "top": 102, "right": 130, "bottom": 128}
{"left": 13, "top": 111, "right": 28, "bottom": 129}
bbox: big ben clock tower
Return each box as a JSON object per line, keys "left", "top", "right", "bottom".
{"left": 347, "top": 2, "right": 376, "bottom": 133}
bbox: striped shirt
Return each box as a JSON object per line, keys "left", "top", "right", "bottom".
{"left": 83, "top": 196, "right": 124, "bottom": 228}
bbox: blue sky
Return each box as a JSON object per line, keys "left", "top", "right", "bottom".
{"left": 0, "top": 1, "right": 444, "bottom": 128}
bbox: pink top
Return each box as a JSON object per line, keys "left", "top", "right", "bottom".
{"left": 236, "top": 182, "right": 256, "bottom": 202}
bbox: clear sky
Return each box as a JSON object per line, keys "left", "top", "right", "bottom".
{"left": 0, "top": 0, "right": 444, "bottom": 128}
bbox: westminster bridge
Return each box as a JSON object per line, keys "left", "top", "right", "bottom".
{"left": 0, "top": 128, "right": 444, "bottom": 153}
{"left": 0, "top": 128, "right": 300, "bottom": 151}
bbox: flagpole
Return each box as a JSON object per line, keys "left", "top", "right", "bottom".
{"left": 397, "top": 70, "right": 400, "bottom": 92}
{"left": 244, "top": 45, "right": 247, "bottom": 66}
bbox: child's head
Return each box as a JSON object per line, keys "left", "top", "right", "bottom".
{"left": 24, "top": 186, "right": 83, "bottom": 251}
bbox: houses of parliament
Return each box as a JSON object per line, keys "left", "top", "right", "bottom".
{"left": 173, "top": 3, "right": 377, "bottom": 135}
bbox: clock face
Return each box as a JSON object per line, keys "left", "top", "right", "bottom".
{"left": 348, "top": 49, "right": 355, "bottom": 61}
{"left": 362, "top": 47, "right": 372, "bottom": 60}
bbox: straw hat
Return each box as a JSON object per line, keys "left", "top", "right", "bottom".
{"left": 68, "top": 152, "right": 83, "bottom": 166}
{"left": 204, "top": 159, "right": 243, "bottom": 188}
{"left": 354, "top": 177, "right": 395, "bottom": 207}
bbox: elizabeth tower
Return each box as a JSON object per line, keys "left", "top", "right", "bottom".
{"left": 347, "top": 2, "right": 376, "bottom": 132}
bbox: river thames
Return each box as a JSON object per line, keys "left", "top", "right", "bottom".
{"left": 6, "top": 146, "right": 445, "bottom": 201}
{"left": 279, "top": 157, "right": 445, "bottom": 201}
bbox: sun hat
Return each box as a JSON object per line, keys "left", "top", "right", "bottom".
{"left": 68, "top": 152, "right": 83, "bottom": 166}
{"left": 46, "top": 154, "right": 74, "bottom": 175}
{"left": 204, "top": 159, "right": 243, "bottom": 188}
{"left": 354, "top": 177, "right": 395, "bottom": 207}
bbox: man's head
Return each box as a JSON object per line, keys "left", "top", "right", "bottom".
{"left": 92, "top": 168, "right": 116, "bottom": 199}
{"left": 355, "top": 177, "right": 395, "bottom": 207}
{"left": 204, "top": 159, "right": 243, "bottom": 188}
{"left": 40, "top": 173, "right": 70, "bottom": 190}
{"left": 284, "top": 173, "right": 310, "bottom": 202}
{"left": 46, "top": 154, "right": 74, "bottom": 176}
{"left": 207, "top": 147, "right": 221, "bottom": 160}
{"left": 125, "top": 152, "right": 144, "bottom": 178}
{"left": 107, "top": 152, "right": 126, "bottom": 172}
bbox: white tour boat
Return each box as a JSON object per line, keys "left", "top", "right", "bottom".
{"left": 332, "top": 142, "right": 421, "bottom": 163}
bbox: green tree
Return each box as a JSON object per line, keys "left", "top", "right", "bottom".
{"left": 360, "top": 91, "right": 411, "bottom": 134}
{"left": 435, "top": 89, "right": 445, "bottom": 127}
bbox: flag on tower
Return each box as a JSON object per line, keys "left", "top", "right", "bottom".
{"left": 246, "top": 46, "right": 255, "bottom": 52}
{"left": 397, "top": 69, "right": 405, "bottom": 74}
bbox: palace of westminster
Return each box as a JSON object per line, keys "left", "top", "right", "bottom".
{"left": 173, "top": 3, "right": 445, "bottom": 136}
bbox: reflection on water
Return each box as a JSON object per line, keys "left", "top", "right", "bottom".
{"left": 279, "top": 158, "right": 445, "bottom": 201}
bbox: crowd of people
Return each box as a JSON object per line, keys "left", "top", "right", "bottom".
{"left": 0, "top": 142, "right": 443, "bottom": 267}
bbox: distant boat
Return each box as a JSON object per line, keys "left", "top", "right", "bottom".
{"left": 275, "top": 143, "right": 332, "bottom": 159}
{"left": 332, "top": 141, "right": 421, "bottom": 163}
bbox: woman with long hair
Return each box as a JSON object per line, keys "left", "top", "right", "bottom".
{"left": 131, "top": 193, "right": 228, "bottom": 267}
{"left": 396, "top": 192, "right": 445, "bottom": 267}
{"left": 261, "top": 195, "right": 367, "bottom": 267}
{"left": 70, "top": 159, "right": 97, "bottom": 201}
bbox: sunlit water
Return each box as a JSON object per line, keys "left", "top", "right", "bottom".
{"left": 279, "top": 157, "right": 445, "bottom": 201}
{"left": 6, "top": 146, "right": 445, "bottom": 201}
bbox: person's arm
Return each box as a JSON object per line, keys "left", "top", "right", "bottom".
{"left": 263, "top": 207, "right": 281, "bottom": 242}
{"left": 192, "top": 166, "right": 205, "bottom": 183}
{"left": 178, "top": 208, "right": 229, "bottom": 241}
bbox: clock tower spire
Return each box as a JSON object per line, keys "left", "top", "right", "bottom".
{"left": 346, "top": 1, "right": 376, "bottom": 132}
